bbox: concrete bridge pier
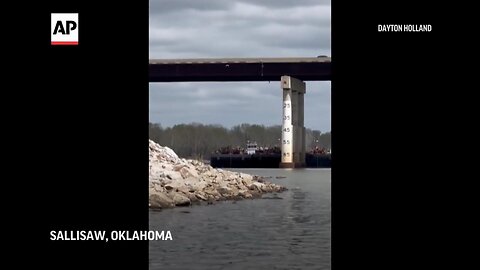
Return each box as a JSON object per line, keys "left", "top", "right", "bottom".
{"left": 279, "top": 75, "right": 306, "bottom": 168}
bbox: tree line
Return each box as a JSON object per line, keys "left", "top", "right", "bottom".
{"left": 149, "top": 122, "right": 331, "bottom": 159}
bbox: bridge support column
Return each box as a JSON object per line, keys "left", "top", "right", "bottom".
{"left": 299, "top": 85, "right": 306, "bottom": 166}
{"left": 280, "top": 76, "right": 306, "bottom": 168}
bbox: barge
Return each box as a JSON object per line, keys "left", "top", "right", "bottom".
{"left": 210, "top": 142, "right": 331, "bottom": 168}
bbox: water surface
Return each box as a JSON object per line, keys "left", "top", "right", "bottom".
{"left": 149, "top": 168, "right": 331, "bottom": 270}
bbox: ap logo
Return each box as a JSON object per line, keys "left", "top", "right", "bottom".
{"left": 51, "top": 13, "right": 78, "bottom": 45}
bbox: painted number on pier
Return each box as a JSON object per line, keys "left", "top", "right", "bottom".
{"left": 283, "top": 116, "right": 290, "bottom": 121}
{"left": 283, "top": 140, "right": 290, "bottom": 144}
{"left": 283, "top": 103, "right": 290, "bottom": 108}
{"left": 283, "top": 127, "right": 290, "bottom": 132}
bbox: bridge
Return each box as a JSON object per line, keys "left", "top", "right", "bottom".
{"left": 149, "top": 57, "right": 331, "bottom": 82}
{"left": 149, "top": 57, "right": 331, "bottom": 168}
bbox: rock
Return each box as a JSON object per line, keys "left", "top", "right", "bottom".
{"left": 164, "top": 181, "right": 185, "bottom": 190}
{"left": 153, "top": 184, "right": 164, "bottom": 193}
{"left": 231, "top": 195, "right": 243, "bottom": 201}
{"left": 179, "top": 166, "right": 198, "bottom": 179}
{"left": 163, "top": 147, "right": 178, "bottom": 159}
{"left": 250, "top": 182, "right": 264, "bottom": 191}
{"left": 177, "top": 187, "right": 190, "bottom": 195}
{"left": 204, "top": 189, "right": 221, "bottom": 198}
{"left": 237, "top": 184, "right": 248, "bottom": 191}
{"left": 165, "top": 171, "right": 182, "bottom": 180}
{"left": 279, "top": 186, "right": 288, "bottom": 192}
{"left": 195, "top": 193, "right": 208, "bottom": 201}
{"left": 249, "top": 191, "right": 263, "bottom": 198}
{"left": 148, "top": 139, "right": 287, "bottom": 209}
{"left": 261, "top": 185, "right": 272, "bottom": 192}
{"left": 241, "top": 178, "right": 253, "bottom": 186}
{"left": 252, "top": 175, "right": 265, "bottom": 182}
{"left": 183, "top": 192, "right": 199, "bottom": 203}
{"left": 217, "top": 186, "right": 232, "bottom": 195}
{"left": 170, "top": 192, "right": 191, "bottom": 207}
{"left": 238, "top": 190, "right": 251, "bottom": 198}
{"left": 183, "top": 177, "right": 207, "bottom": 190}
{"left": 173, "top": 164, "right": 186, "bottom": 171}
{"left": 149, "top": 192, "right": 175, "bottom": 209}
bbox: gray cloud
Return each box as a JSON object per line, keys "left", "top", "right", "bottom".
{"left": 149, "top": 1, "right": 330, "bottom": 58}
{"left": 149, "top": 0, "right": 329, "bottom": 15}
{"left": 239, "top": 0, "right": 330, "bottom": 7}
{"left": 149, "top": 0, "right": 233, "bottom": 15}
{"left": 149, "top": 0, "right": 331, "bottom": 131}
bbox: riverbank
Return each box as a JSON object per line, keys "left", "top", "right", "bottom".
{"left": 149, "top": 140, "right": 287, "bottom": 209}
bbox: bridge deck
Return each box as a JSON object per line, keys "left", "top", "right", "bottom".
{"left": 149, "top": 57, "right": 331, "bottom": 82}
{"left": 150, "top": 57, "right": 330, "bottom": 64}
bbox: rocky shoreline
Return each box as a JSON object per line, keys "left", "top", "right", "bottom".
{"left": 149, "top": 140, "right": 287, "bottom": 209}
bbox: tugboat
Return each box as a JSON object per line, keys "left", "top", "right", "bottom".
{"left": 246, "top": 142, "right": 258, "bottom": 155}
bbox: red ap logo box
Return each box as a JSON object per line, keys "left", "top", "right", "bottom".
{"left": 51, "top": 13, "right": 78, "bottom": 45}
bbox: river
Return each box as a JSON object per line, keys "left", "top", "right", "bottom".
{"left": 149, "top": 168, "right": 331, "bottom": 270}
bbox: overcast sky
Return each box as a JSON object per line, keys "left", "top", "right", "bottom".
{"left": 149, "top": 0, "right": 331, "bottom": 132}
